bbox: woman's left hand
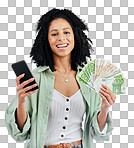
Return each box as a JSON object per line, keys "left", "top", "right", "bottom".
{"left": 99, "top": 84, "right": 116, "bottom": 112}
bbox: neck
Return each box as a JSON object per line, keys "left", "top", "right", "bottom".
{"left": 53, "top": 56, "right": 72, "bottom": 74}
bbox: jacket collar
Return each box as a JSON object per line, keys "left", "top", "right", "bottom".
{"left": 37, "top": 65, "right": 49, "bottom": 72}
{"left": 37, "top": 65, "right": 83, "bottom": 73}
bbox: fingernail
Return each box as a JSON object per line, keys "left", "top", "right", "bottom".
{"left": 22, "top": 73, "right": 25, "bottom": 76}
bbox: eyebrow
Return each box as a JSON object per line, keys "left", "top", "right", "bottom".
{"left": 50, "top": 27, "right": 71, "bottom": 33}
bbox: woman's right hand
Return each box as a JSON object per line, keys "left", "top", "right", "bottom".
{"left": 16, "top": 74, "right": 38, "bottom": 105}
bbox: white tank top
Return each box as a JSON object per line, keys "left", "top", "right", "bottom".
{"left": 44, "top": 89, "right": 86, "bottom": 145}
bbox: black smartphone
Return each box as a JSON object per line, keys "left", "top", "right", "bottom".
{"left": 11, "top": 60, "right": 39, "bottom": 93}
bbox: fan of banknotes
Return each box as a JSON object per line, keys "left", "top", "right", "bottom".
{"left": 77, "top": 58, "right": 126, "bottom": 95}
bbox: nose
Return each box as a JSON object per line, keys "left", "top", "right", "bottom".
{"left": 57, "top": 33, "right": 65, "bottom": 41}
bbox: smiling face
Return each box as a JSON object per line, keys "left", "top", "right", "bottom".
{"left": 48, "top": 18, "right": 75, "bottom": 58}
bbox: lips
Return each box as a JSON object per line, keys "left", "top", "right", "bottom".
{"left": 56, "top": 43, "right": 69, "bottom": 48}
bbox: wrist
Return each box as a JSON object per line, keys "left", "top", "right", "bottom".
{"left": 101, "top": 107, "right": 109, "bottom": 113}
{"left": 99, "top": 109, "right": 108, "bottom": 117}
{"left": 18, "top": 102, "right": 25, "bottom": 109}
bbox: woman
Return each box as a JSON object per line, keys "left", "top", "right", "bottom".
{"left": 5, "top": 8, "right": 116, "bottom": 148}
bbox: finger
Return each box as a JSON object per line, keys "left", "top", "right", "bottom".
{"left": 18, "top": 85, "right": 38, "bottom": 98}
{"left": 21, "top": 78, "right": 35, "bottom": 88}
{"left": 99, "top": 90, "right": 113, "bottom": 105}
{"left": 16, "top": 78, "right": 34, "bottom": 92}
{"left": 102, "top": 84, "right": 112, "bottom": 92}
{"left": 24, "top": 89, "right": 38, "bottom": 98}
{"left": 99, "top": 93, "right": 110, "bottom": 107}
{"left": 101, "top": 86, "right": 116, "bottom": 103}
{"left": 23, "top": 83, "right": 38, "bottom": 92}
{"left": 18, "top": 88, "right": 25, "bottom": 94}
{"left": 16, "top": 73, "right": 25, "bottom": 86}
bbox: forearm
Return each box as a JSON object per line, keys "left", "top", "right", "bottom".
{"left": 97, "top": 110, "right": 108, "bottom": 132}
{"left": 16, "top": 103, "right": 27, "bottom": 132}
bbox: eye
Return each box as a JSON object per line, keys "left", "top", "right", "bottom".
{"left": 52, "top": 33, "right": 58, "bottom": 36}
{"left": 64, "top": 32, "right": 70, "bottom": 34}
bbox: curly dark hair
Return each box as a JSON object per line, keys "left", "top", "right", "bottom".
{"left": 29, "top": 8, "right": 93, "bottom": 72}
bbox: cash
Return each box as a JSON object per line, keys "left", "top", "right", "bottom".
{"left": 78, "top": 58, "right": 126, "bottom": 95}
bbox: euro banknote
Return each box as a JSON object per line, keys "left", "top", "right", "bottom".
{"left": 78, "top": 58, "right": 126, "bottom": 95}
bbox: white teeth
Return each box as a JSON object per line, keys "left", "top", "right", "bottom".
{"left": 57, "top": 44, "right": 68, "bottom": 48}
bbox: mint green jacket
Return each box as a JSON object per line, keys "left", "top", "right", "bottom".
{"left": 5, "top": 65, "right": 113, "bottom": 148}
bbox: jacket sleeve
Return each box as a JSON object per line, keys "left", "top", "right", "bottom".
{"left": 5, "top": 93, "right": 32, "bottom": 142}
{"left": 90, "top": 93, "right": 113, "bottom": 141}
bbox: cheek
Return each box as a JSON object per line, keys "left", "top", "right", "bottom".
{"left": 48, "top": 37, "right": 56, "bottom": 46}
{"left": 70, "top": 36, "right": 75, "bottom": 47}
{"left": 68, "top": 35, "right": 74, "bottom": 43}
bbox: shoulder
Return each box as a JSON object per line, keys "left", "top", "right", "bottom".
{"left": 31, "top": 65, "right": 49, "bottom": 75}
{"left": 31, "top": 65, "right": 50, "bottom": 83}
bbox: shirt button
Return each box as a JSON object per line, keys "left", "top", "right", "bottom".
{"left": 63, "top": 126, "right": 66, "bottom": 129}
{"left": 66, "top": 99, "right": 69, "bottom": 102}
{"left": 65, "top": 117, "right": 68, "bottom": 120}
{"left": 61, "top": 135, "right": 64, "bottom": 138}
{"left": 66, "top": 108, "right": 69, "bottom": 111}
